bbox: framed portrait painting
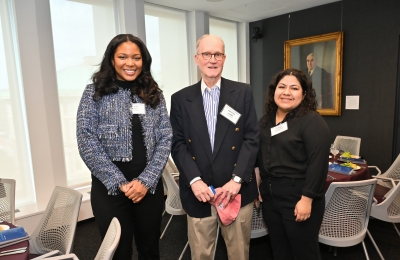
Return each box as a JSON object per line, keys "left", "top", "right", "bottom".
{"left": 284, "top": 31, "right": 343, "bottom": 116}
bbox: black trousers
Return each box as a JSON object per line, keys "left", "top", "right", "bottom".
{"left": 91, "top": 166, "right": 164, "bottom": 260}
{"left": 260, "top": 177, "right": 325, "bottom": 260}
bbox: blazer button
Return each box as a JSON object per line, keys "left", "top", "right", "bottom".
{"left": 234, "top": 163, "right": 237, "bottom": 167}
{"left": 192, "top": 156, "right": 196, "bottom": 161}
{"left": 235, "top": 128, "right": 239, "bottom": 132}
{"left": 232, "top": 146, "right": 235, "bottom": 150}
{"left": 188, "top": 139, "right": 192, "bottom": 143}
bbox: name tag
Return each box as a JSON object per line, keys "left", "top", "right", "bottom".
{"left": 131, "top": 103, "right": 146, "bottom": 114}
{"left": 220, "top": 104, "right": 241, "bottom": 125}
{"left": 271, "top": 122, "right": 288, "bottom": 136}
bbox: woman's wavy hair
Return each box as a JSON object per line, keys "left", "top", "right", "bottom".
{"left": 91, "top": 34, "right": 161, "bottom": 108}
{"left": 261, "top": 68, "right": 317, "bottom": 127}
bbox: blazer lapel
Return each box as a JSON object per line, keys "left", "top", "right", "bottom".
{"left": 184, "top": 83, "right": 213, "bottom": 162}
{"left": 212, "top": 78, "right": 240, "bottom": 160}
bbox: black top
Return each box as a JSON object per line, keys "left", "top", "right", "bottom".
{"left": 257, "top": 110, "right": 330, "bottom": 199}
{"left": 113, "top": 80, "right": 146, "bottom": 180}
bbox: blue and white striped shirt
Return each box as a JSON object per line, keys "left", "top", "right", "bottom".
{"left": 201, "top": 79, "right": 221, "bottom": 153}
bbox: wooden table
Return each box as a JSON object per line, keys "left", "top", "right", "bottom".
{"left": 324, "top": 157, "right": 371, "bottom": 192}
{"left": 0, "top": 222, "right": 29, "bottom": 260}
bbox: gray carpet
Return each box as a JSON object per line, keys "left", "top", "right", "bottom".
{"left": 73, "top": 213, "right": 399, "bottom": 260}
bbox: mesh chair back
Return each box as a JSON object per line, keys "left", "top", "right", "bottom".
{"left": 250, "top": 203, "right": 268, "bottom": 239}
{"left": 160, "top": 159, "right": 189, "bottom": 258}
{"left": 377, "top": 154, "right": 400, "bottom": 189}
{"left": 387, "top": 189, "right": 400, "bottom": 217}
{"left": 371, "top": 181, "right": 400, "bottom": 222}
{"left": 94, "top": 218, "right": 121, "bottom": 260}
{"left": 319, "top": 179, "right": 377, "bottom": 247}
{"left": 0, "top": 179, "right": 16, "bottom": 224}
{"left": 162, "top": 161, "right": 185, "bottom": 215}
{"left": 334, "top": 135, "right": 361, "bottom": 156}
{"left": 30, "top": 186, "right": 83, "bottom": 255}
{"left": 165, "top": 158, "right": 179, "bottom": 174}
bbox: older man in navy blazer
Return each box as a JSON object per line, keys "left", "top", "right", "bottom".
{"left": 170, "top": 34, "right": 260, "bottom": 260}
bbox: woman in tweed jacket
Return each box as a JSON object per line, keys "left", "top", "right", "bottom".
{"left": 77, "top": 34, "right": 172, "bottom": 259}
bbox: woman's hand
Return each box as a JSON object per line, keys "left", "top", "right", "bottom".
{"left": 258, "top": 188, "right": 263, "bottom": 202}
{"left": 294, "top": 195, "right": 313, "bottom": 222}
{"left": 120, "top": 182, "right": 132, "bottom": 193}
{"left": 254, "top": 167, "right": 263, "bottom": 202}
{"left": 124, "top": 180, "right": 148, "bottom": 203}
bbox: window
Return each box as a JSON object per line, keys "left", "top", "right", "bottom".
{"left": 0, "top": 0, "right": 35, "bottom": 205}
{"left": 209, "top": 17, "right": 238, "bottom": 81}
{"left": 49, "top": 0, "right": 117, "bottom": 187}
{"left": 144, "top": 4, "right": 190, "bottom": 112}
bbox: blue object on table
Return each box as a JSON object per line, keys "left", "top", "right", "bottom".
{"left": 0, "top": 227, "right": 27, "bottom": 242}
{"left": 329, "top": 164, "right": 354, "bottom": 175}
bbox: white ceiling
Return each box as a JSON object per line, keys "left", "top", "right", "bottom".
{"left": 145, "top": 0, "right": 341, "bottom": 22}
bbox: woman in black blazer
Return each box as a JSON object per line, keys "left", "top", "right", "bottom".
{"left": 256, "top": 68, "right": 330, "bottom": 260}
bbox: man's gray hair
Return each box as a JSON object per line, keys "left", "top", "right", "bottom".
{"left": 196, "top": 34, "right": 225, "bottom": 53}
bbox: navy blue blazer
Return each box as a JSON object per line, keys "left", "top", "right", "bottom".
{"left": 170, "top": 78, "right": 260, "bottom": 218}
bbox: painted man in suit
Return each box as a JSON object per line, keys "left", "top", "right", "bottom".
{"left": 170, "top": 34, "right": 259, "bottom": 260}
{"left": 305, "top": 53, "right": 333, "bottom": 108}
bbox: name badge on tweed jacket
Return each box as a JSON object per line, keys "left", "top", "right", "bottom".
{"left": 131, "top": 103, "right": 146, "bottom": 114}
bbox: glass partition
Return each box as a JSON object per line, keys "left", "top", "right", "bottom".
{"left": 145, "top": 4, "right": 190, "bottom": 113}
{"left": 210, "top": 17, "right": 238, "bottom": 81}
{"left": 49, "top": 0, "right": 117, "bottom": 187}
{"left": 0, "top": 0, "right": 35, "bottom": 205}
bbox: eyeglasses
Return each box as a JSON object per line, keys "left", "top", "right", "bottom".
{"left": 198, "top": 52, "right": 225, "bottom": 61}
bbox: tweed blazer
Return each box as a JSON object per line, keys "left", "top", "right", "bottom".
{"left": 77, "top": 84, "right": 172, "bottom": 195}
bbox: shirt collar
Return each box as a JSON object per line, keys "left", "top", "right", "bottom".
{"left": 201, "top": 78, "right": 221, "bottom": 95}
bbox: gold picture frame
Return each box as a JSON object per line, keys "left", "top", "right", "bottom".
{"left": 284, "top": 31, "right": 343, "bottom": 116}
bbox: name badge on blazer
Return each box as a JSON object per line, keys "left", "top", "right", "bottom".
{"left": 271, "top": 122, "right": 288, "bottom": 136}
{"left": 220, "top": 104, "right": 241, "bottom": 125}
{"left": 131, "top": 103, "right": 146, "bottom": 114}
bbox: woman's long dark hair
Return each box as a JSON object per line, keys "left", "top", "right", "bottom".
{"left": 261, "top": 68, "right": 317, "bottom": 127}
{"left": 91, "top": 34, "right": 161, "bottom": 108}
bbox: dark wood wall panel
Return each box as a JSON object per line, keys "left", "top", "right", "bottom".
{"left": 250, "top": 0, "right": 400, "bottom": 170}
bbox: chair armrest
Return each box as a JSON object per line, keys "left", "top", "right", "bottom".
{"left": 372, "top": 176, "right": 397, "bottom": 187}
{"left": 41, "top": 254, "right": 78, "bottom": 260}
{"left": 368, "top": 166, "right": 381, "bottom": 175}
{"left": 31, "top": 250, "right": 62, "bottom": 259}
{"left": 372, "top": 176, "right": 400, "bottom": 200}
{"left": 171, "top": 173, "right": 179, "bottom": 182}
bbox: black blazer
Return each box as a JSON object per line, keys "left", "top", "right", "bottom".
{"left": 170, "top": 78, "right": 260, "bottom": 218}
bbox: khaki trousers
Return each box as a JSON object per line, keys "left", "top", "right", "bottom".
{"left": 187, "top": 202, "right": 253, "bottom": 260}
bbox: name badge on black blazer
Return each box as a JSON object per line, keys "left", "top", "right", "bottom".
{"left": 271, "top": 122, "right": 288, "bottom": 136}
{"left": 220, "top": 104, "right": 241, "bottom": 124}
